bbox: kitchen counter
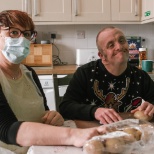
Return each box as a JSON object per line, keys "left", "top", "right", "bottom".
{"left": 32, "top": 64, "right": 154, "bottom": 76}
{"left": 33, "top": 65, "right": 78, "bottom": 75}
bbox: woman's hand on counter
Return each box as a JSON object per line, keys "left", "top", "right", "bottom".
{"left": 68, "top": 125, "right": 107, "bottom": 147}
{"left": 41, "top": 111, "right": 64, "bottom": 126}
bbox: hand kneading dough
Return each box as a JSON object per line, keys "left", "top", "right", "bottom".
{"left": 133, "top": 110, "right": 153, "bottom": 121}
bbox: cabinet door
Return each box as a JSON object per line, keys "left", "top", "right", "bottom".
{"left": 72, "top": 0, "right": 111, "bottom": 22}
{"left": 0, "top": 0, "right": 28, "bottom": 12}
{"left": 111, "top": 0, "right": 140, "bottom": 21}
{"left": 32, "top": 0, "right": 71, "bottom": 21}
{"left": 142, "top": 0, "right": 154, "bottom": 21}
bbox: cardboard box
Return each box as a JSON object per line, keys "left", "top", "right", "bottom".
{"left": 126, "top": 36, "right": 141, "bottom": 66}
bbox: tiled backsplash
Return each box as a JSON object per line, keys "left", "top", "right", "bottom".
{"left": 35, "top": 24, "right": 154, "bottom": 64}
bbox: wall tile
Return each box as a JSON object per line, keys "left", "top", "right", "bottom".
{"left": 35, "top": 24, "right": 154, "bottom": 64}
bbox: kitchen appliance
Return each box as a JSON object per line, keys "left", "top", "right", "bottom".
{"left": 22, "top": 44, "right": 52, "bottom": 67}
{"left": 76, "top": 48, "right": 100, "bottom": 66}
{"left": 38, "top": 75, "right": 68, "bottom": 111}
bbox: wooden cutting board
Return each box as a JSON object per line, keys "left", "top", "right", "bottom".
{"left": 22, "top": 44, "right": 52, "bottom": 66}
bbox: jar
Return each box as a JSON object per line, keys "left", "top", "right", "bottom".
{"left": 139, "top": 48, "right": 147, "bottom": 69}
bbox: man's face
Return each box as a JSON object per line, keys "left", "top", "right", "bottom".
{"left": 98, "top": 28, "right": 129, "bottom": 65}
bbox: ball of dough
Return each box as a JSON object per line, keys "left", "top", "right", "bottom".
{"left": 133, "top": 110, "right": 153, "bottom": 121}
{"left": 139, "top": 124, "right": 154, "bottom": 142}
{"left": 83, "top": 140, "right": 105, "bottom": 154}
{"left": 123, "top": 128, "right": 142, "bottom": 141}
{"left": 105, "top": 137, "right": 125, "bottom": 153}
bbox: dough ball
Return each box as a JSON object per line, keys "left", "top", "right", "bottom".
{"left": 105, "top": 137, "right": 125, "bottom": 153}
{"left": 139, "top": 124, "right": 154, "bottom": 142}
{"left": 83, "top": 140, "right": 105, "bottom": 154}
{"left": 133, "top": 110, "right": 153, "bottom": 121}
{"left": 123, "top": 128, "right": 142, "bottom": 141}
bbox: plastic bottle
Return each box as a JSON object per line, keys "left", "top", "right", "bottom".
{"left": 139, "top": 47, "right": 147, "bottom": 69}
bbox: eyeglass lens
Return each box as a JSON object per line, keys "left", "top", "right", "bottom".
{"left": 9, "top": 27, "right": 36, "bottom": 40}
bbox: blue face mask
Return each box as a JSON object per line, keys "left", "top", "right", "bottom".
{"left": 2, "top": 37, "right": 30, "bottom": 64}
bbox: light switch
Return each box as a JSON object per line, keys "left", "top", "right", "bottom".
{"left": 77, "top": 31, "right": 85, "bottom": 39}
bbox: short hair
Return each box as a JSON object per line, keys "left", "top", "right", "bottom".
{"left": 0, "top": 10, "right": 35, "bottom": 30}
{"left": 96, "top": 26, "right": 116, "bottom": 53}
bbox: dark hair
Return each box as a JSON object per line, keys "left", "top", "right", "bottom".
{"left": 96, "top": 26, "right": 116, "bottom": 53}
{"left": 0, "top": 10, "right": 35, "bottom": 30}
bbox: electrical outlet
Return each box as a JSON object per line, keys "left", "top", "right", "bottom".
{"left": 51, "top": 33, "right": 56, "bottom": 39}
{"left": 77, "top": 31, "right": 85, "bottom": 39}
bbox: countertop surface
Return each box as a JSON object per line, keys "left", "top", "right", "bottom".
{"left": 32, "top": 64, "right": 154, "bottom": 75}
{"left": 32, "top": 64, "right": 78, "bottom": 75}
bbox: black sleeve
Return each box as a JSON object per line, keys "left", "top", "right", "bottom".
{"left": 0, "top": 85, "right": 24, "bottom": 144}
{"left": 59, "top": 67, "right": 97, "bottom": 120}
{"left": 25, "top": 65, "right": 49, "bottom": 110}
{"left": 142, "top": 71, "right": 154, "bottom": 104}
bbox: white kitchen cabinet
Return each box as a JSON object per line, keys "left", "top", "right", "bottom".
{"left": 31, "top": 0, "right": 71, "bottom": 22}
{"left": 142, "top": 0, "right": 154, "bottom": 22}
{"left": 0, "top": 0, "right": 71, "bottom": 22}
{"left": 0, "top": 0, "right": 28, "bottom": 12}
{"left": 72, "top": 0, "right": 141, "bottom": 22}
{"left": 72, "top": 0, "right": 111, "bottom": 22}
{"left": 0, "top": 0, "right": 141, "bottom": 24}
{"left": 111, "top": 0, "right": 141, "bottom": 21}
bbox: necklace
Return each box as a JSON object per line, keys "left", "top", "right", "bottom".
{"left": 8, "top": 69, "right": 21, "bottom": 80}
{"left": 11, "top": 73, "right": 20, "bottom": 80}
{"left": 1, "top": 67, "right": 21, "bottom": 80}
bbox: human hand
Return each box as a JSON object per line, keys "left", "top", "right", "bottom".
{"left": 42, "top": 111, "right": 64, "bottom": 126}
{"left": 94, "top": 108, "right": 123, "bottom": 124}
{"left": 131, "top": 101, "right": 154, "bottom": 117}
{"left": 69, "top": 126, "right": 107, "bottom": 147}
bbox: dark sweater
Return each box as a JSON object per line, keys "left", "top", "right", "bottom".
{"left": 59, "top": 59, "right": 154, "bottom": 120}
{"left": 0, "top": 65, "right": 49, "bottom": 145}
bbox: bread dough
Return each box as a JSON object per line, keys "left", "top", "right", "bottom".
{"left": 134, "top": 110, "right": 153, "bottom": 121}
{"left": 83, "top": 140, "right": 104, "bottom": 154}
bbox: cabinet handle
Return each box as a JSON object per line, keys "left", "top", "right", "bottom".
{"left": 74, "top": 0, "right": 78, "bottom": 16}
{"left": 34, "top": 0, "right": 39, "bottom": 16}
{"left": 23, "top": 0, "right": 31, "bottom": 16}
{"left": 24, "top": 0, "right": 28, "bottom": 12}
{"left": 135, "top": 0, "right": 138, "bottom": 16}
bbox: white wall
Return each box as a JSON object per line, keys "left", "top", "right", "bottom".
{"left": 35, "top": 24, "right": 154, "bottom": 64}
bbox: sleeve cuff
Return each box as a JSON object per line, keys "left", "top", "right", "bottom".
{"left": 7, "top": 121, "right": 24, "bottom": 145}
{"left": 90, "top": 106, "right": 99, "bottom": 120}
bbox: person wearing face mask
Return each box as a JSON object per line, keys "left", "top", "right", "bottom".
{"left": 59, "top": 26, "right": 154, "bottom": 124}
{"left": 0, "top": 10, "right": 107, "bottom": 154}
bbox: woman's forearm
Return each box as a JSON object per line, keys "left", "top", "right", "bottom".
{"left": 16, "top": 122, "right": 72, "bottom": 146}
{"left": 16, "top": 121, "right": 106, "bottom": 147}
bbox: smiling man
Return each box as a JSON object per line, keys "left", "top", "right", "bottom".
{"left": 59, "top": 26, "right": 154, "bottom": 125}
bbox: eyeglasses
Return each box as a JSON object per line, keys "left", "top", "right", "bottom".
{"left": 2, "top": 27, "right": 37, "bottom": 40}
